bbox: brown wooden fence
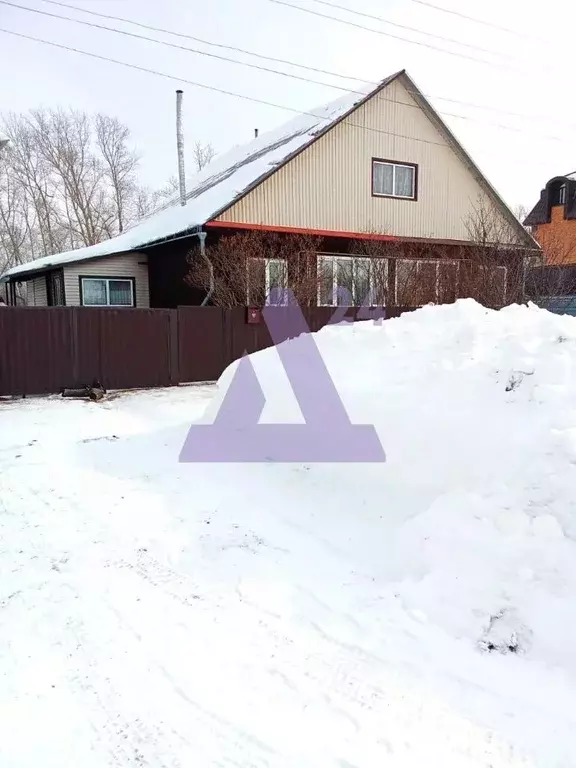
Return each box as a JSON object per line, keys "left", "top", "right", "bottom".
{"left": 0, "top": 305, "right": 414, "bottom": 397}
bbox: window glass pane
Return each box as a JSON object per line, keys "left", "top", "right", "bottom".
{"left": 266, "top": 259, "right": 287, "bottom": 304}
{"left": 483, "top": 265, "right": 507, "bottom": 308}
{"left": 396, "top": 259, "right": 419, "bottom": 305}
{"left": 49, "top": 272, "right": 64, "bottom": 306}
{"left": 394, "top": 165, "right": 415, "bottom": 197}
{"left": 370, "top": 258, "right": 388, "bottom": 306}
{"left": 458, "top": 261, "right": 481, "bottom": 299}
{"left": 416, "top": 261, "right": 437, "bottom": 304}
{"left": 354, "top": 258, "right": 372, "bottom": 305}
{"left": 247, "top": 258, "right": 266, "bottom": 305}
{"left": 438, "top": 261, "right": 458, "bottom": 304}
{"left": 335, "top": 258, "right": 354, "bottom": 305}
{"left": 373, "top": 162, "right": 393, "bottom": 195}
{"left": 109, "top": 280, "right": 133, "bottom": 306}
{"left": 82, "top": 279, "right": 107, "bottom": 306}
{"left": 318, "top": 257, "right": 334, "bottom": 305}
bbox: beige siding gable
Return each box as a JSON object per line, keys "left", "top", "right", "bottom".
{"left": 216, "top": 78, "right": 517, "bottom": 244}
{"left": 63, "top": 252, "right": 149, "bottom": 307}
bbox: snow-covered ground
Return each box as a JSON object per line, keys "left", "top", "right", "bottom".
{"left": 3, "top": 300, "right": 576, "bottom": 767}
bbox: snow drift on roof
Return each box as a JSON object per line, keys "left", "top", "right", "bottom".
{"left": 2, "top": 77, "right": 386, "bottom": 280}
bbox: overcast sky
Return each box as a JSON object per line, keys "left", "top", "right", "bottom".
{"left": 1, "top": 0, "right": 574, "bottom": 212}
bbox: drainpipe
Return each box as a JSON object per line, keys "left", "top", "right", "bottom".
{"left": 176, "top": 90, "right": 186, "bottom": 206}
{"left": 199, "top": 230, "right": 214, "bottom": 306}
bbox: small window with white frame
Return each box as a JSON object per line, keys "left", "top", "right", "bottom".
{"left": 317, "top": 254, "right": 386, "bottom": 307}
{"left": 81, "top": 277, "right": 135, "bottom": 307}
{"left": 247, "top": 258, "right": 288, "bottom": 305}
{"left": 372, "top": 159, "right": 417, "bottom": 200}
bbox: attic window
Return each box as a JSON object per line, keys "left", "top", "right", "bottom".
{"left": 372, "top": 159, "right": 417, "bottom": 200}
{"left": 551, "top": 183, "right": 567, "bottom": 206}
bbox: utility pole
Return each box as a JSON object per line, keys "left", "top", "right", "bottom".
{"left": 176, "top": 90, "right": 186, "bottom": 206}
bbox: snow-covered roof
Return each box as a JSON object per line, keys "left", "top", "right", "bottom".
{"left": 2, "top": 75, "right": 392, "bottom": 280}
{"left": 0, "top": 131, "right": 8, "bottom": 149}
{"left": 3, "top": 67, "right": 535, "bottom": 281}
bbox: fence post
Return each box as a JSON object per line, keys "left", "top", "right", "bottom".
{"left": 70, "top": 307, "right": 79, "bottom": 386}
{"left": 224, "top": 308, "right": 234, "bottom": 370}
{"left": 169, "top": 309, "right": 180, "bottom": 385}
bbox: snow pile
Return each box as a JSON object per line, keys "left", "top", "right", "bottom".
{"left": 3, "top": 300, "right": 576, "bottom": 766}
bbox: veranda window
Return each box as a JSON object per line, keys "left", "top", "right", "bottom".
{"left": 318, "top": 255, "right": 386, "bottom": 306}
{"left": 81, "top": 277, "right": 134, "bottom": 307}
{"left": 247, "top": 258, "right": 288, "bottom": 305}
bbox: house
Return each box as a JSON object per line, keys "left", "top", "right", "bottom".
{"left": 524, "top": 174, "right": 576, "bottom": 311}
{"left": 524, "top": 173, "right": 576, "bottom": 264}
{"left": 1, "top": 70, "right": 535, "bottom": 310}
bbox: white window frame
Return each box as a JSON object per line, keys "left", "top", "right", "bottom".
{"left": 247, "top": 258, "right": 288, "bottom": 305}
{"left": 317, "top": 254, "right": 386, "bottom": 307}
{"left": 394, "top": 259, "right": 459, "bottom": 306}
{"left": 372, "top": 160, "right": 417, "bottom": 200}
{"left": 81, "top": 277, "right": 135, "bottom": 307}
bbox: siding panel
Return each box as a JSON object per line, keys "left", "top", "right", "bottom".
{"left": 28, "top": 276, "right": 48, "bottom": 307}
{"left": 64, "top": 252, "right": 149, "bottom": 307}
{"left": 216, "top": 79, "right": 513, "bottom": 242}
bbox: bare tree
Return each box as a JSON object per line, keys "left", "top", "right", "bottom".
{"left": 186, "top": 230, "right": 322, "bottom": 307}
{"left": 95, "top": 114, "right": 139, "bottom": 234}
{"left": 0, "top": 107, "right": 168, "bottom": 273}
{"left": 192, "top": 141, "right": 216, "bottom": 173}
{"left": 514, "top": 203, "right": 530, "bottom": 225}
{"left": 185, "top": 213, "right": 532, "bottom": 314}
{"left": 0, "top": 150, "right": 28, "bottom": 271}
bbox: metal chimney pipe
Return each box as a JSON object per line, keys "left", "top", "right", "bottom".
{"left": 254, "top": 128, "right": 259, "bottom": 138}
{"left": 176, "top": 90, "right": 186, "bottom": 207}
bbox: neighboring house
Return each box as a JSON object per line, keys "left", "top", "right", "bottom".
{"left": 524, "top": 174, "right": 576, "bottom": 312}
{"left": 1, "top": 70, "right": 535, "bottom": 309}
{"left": 524, "top": 173, "right": 576, "bottom": 263}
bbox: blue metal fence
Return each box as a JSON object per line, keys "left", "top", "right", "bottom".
{"left": 542, "top": 297, "right": 576, "bottom": 316}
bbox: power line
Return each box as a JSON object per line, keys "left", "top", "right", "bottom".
{"left": 304, "top": 0, "right": 510, "bottom": 59}
{"left": 266, "top": 0, "right": 499, "bottom": 67}
{"left": 9, "top": 23, "right": 557, "bottom": 152}
{"left": 4, "top": 0, "right": 573, "bottom": 143}
{"left": 411, "top": 0, "right": 540, "bottom": 40}
{"left": 37, "top": 0, "right": 368, "bottom": 86}
{"left": 30, "top": 0, "right": 572, "bottom": 127}
{"left": 0, "top": 0, "right": 371, "bottom": 96}
{"left": 0, "top": 0, "right": 506, "bottom": 126}
{"left": 0, "top": 26, "right": 452, "bottom": 150}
